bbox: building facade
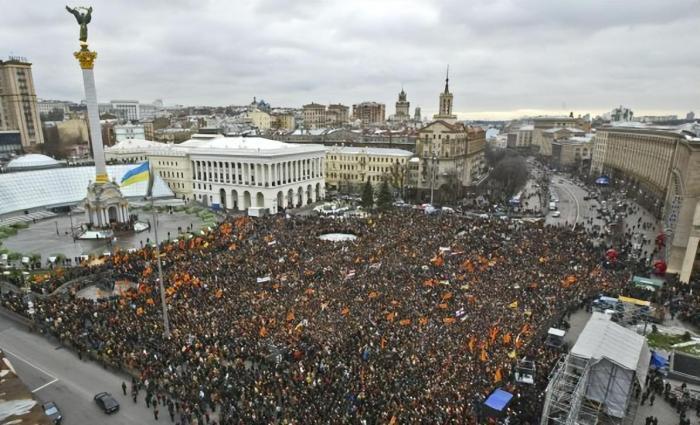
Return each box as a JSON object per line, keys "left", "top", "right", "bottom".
{"left": 352, "top": 102, "right": 386, "bottom": 126}
{"left": 591, "top": 123, "right": 700, "bottom": 282}
{"left": 37, "top": 99, "right": 71, "bottom": 115}
{"left": 110, "top": 100, "right": 140, "bottom": 121}
{"left": 414, "top": 120, "right": 486, "bottom": 198}
{"left": 532, "top": 116, "right": 590, "bottom": 156}
{"left": 105, "top": 134, "right": 326, "bottom": 213}
{"left": 325, "top": 146, "right": 413, "bottom": 192}
{"left": 271, "top": 112, "right": 295, "bottom": 131}
{"left": 303, "top": 103, "right": 349, "bottom": 128}
{"left": 0, "top": 57, "right": 44, "bottom": 148}
{"left": 551, "top": 134, "right": 594, "bottom": 169}
{"left": 327, "top": 104, "right": 350, "bottom": 126}
{"left": 302, "top": 103, "right": 327, "bottom": 129}
{"left": 114, "top": 123, "right": 146, "bottom": 142}
{"left": 246, "top": 109, "right": 271, "bottom": 131}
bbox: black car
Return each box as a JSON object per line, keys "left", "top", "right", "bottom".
{"left": 94, "top": 392, "right": 120, "bottom": 414}
{"left": 43, "top": 401, "right": 63, "bottom": 424}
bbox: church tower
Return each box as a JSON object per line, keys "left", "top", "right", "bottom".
{"left": 395, "top": 86, "right": 410, "bottom": 118}
{"left": 433, "top": 66, "right": 457, "bottom": 122}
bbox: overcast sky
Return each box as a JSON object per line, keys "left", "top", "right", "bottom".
{"left": 2, "top": 0, "right": 699, "bottom": 120}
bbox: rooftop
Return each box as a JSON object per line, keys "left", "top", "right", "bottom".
{"left": 105, "top": 139, "right": 166, "bottom": 152}
{"left": 327, "top": 146, "right": 414, "bottom": 157}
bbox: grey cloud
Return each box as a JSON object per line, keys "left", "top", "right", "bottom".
{"left": 0, "top": 0, "right": 697, "bottom": 118}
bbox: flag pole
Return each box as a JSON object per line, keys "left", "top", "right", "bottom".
{"left": 148, "top": 161, "right": 171, "bottom": 338}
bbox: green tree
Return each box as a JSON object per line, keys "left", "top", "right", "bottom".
{"left": 361, "top": 179, "right": 374, "bottom": 208}
{"left": 376, "top": 178, "right": 393, "bottom": 210}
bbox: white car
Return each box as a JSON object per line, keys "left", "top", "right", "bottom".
{"left": 551, "top": 211, "right": 561, "bottom": 217}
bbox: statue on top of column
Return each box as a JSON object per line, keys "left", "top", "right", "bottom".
{"left": 65, "top": 6, "right": 93, "bottom": 43}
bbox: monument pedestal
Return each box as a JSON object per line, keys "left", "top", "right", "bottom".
{"left": 84, "top": 180, "right": 130, "bottom": 228}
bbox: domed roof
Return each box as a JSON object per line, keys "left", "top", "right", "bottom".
{"left": 7, "top": 154, "right": 61, "bottom": 170}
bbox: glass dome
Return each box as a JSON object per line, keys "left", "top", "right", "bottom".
{"left": 6, "top": 154, "right": 61, "bottom": 171}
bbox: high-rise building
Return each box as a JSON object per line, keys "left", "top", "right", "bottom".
{"left": 414, "top": 107, "right": 421, "bottom": 121}
{"left": 0, "top": 57, "right": 44, "bottom": 148}
{"left": 395, "top": 88, "right": 410, "bottom": 118}
{"left": 433, "top": 67, "right": 457, "bottom": 122}
{"left": 352, "top": 102, "right": 385, "bottom": 126}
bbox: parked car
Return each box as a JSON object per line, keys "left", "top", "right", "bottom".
{"left": 551, "top": 211, "right": 561, "bottom": 217}
{"left": 94, "top": 392, "right": 120, "bottom": 414}
{"left": 43, "top": 401, "right": 63, "bottom": 424}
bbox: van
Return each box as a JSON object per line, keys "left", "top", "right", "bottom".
{"left": 549, "top": 202, "right": 557, "bottom": 211}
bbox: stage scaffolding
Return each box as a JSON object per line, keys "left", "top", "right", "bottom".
{"left": 540, "top": 354, "right": 641, "bottom": 425}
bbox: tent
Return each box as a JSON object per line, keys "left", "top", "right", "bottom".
{"left": 571, "top": 316, "right": 651, "bottom": 418}
{"left": 595, "top": 176, "right": 610, "bottom": 185}
{"left": 483, "top": 388, "right": 513, "bottom": 416}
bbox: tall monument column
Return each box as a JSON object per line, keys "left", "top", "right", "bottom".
{"left": 67, "top": 6, "right": 129, "bottom": 228}
{"left": 74, "top": 47, "right": 108, "bottom": 183}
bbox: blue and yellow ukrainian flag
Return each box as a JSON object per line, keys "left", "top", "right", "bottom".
{"left": 120, "top": 161, "right": 150, "bottom": 187}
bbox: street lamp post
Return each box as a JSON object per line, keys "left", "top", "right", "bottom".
{"left": 429, "top": 150, "right": 437, "bottom": 205}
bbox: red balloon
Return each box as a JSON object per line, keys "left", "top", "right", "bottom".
{"left": 653, "top": 260, "right": 667, "bottom": 274}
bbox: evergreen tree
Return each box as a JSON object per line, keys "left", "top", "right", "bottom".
{"left": 361, "top": 179, "right": 374, "bottom": 208}
{"left": 376, "top": 178, "right": 393, "bottom": 211}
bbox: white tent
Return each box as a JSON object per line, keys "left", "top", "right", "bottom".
{"left": 571, "top": 316, "right": 650, "bottom": 418}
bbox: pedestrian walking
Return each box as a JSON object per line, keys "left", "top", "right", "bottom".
{"left": 154, "top": 405, "right": 159, "bottom": 420}
{"left": 649, "top": 393, "right": 655, "bottom": 406}
{"left": 121, "top": 381, "right": 127, "bottom": 396}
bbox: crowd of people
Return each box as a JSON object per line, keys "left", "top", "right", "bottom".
{"left": 1, "top": 210, "right": 632, "bottom": 424}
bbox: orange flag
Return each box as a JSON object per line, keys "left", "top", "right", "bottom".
{"left": 259, "top": 326, "right": 268, "bottom": 337}
{"left": 480, "top": 349, "right": 488, "bottom": 362}
{"left": 341, "top": 307, "right": 350, "bottom": 317}
{"left": 468, "top": 336, "right": 476, "bottom": 353}
{"left": 286, "top": 310, "right": 295, "bottom": 322}
{"left": 386, "top": 312, "right": 396, "bottom": 322}
{"left": 419, "top": 316, "right": 429, "bottom": 326}
{"left": 380, "top": 337, "right": 387, "bottom": 349}
{"left": 438, "top": 303, "right": 448, "bottom": 310}
{"left": 502, "top": 332, "right": 512, "bottom": 345}
{"left": 399, "top": 319, "right": 411, "bottom": 326}
{"left": 489, "top": 326, "right": 500, "bottom": 344}
{"left": 442, "top": 317, "right": 456, "bottom": 325}
{"left": 215, "top": 289, "right": 224, "bottom": 298}
{"left": 368, "top": 291, "right": 380, "bottom": 299}
{"left": 441, "top": 292, "right": 453, "bottom": 301}
{"left": 431, "top": 254, "right": 444, "bottom": 267}
{"left": 494, "top": 368, "right": 503, "bottom": 383}
{"left": 146, "top": 298, "right": 155, "bottom": 306}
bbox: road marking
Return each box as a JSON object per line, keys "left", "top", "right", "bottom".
{"left": 32, "top": 378, "right": 58, "bottom": 393}
{"left": 557, "top": 182, "right": 580, "bottom": 230}
{"left": 1, "top": 347, "right": 59, "bottom": 389}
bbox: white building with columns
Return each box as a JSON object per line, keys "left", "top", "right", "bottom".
{"left": 105, "top": 134, "right": 326, "bottom": 213}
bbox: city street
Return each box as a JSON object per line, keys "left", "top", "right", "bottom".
{"left": 0, "top": 314, "right": 160, "bottom": 425}
{"left": 546, "top": 174, "right": 660, "bottom": 259}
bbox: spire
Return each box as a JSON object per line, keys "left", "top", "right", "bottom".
{"left": 444, "top": 65, "right": 450, "bottom": 94}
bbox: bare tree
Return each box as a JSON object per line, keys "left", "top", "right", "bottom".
{"left": 388, "top": 162, "right": 408, "bottom": 199}
{"left": 489, "top": 155, "right": 529, "bottom": 202}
